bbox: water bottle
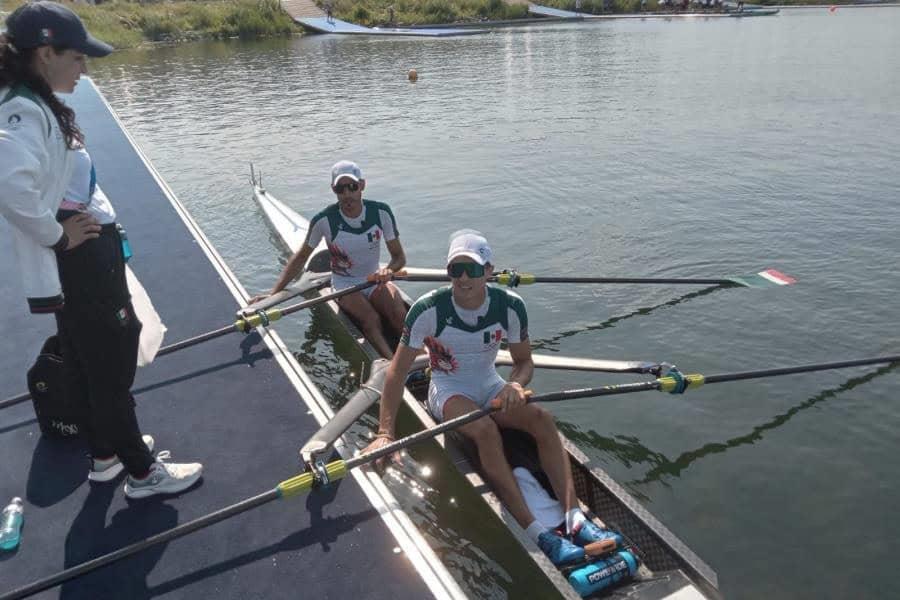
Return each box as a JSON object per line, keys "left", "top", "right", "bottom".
{"left": 0, "top": 497, "right": 24, "bottom": 551}
{"left": 567, "top": 549, "right": 638, "bottom": 597}
{"left": 116, "top": 224, "right": 132, "bottom": 263}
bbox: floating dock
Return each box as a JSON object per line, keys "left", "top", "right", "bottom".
{"left": 0, "top": 80, "right": 463, "bottom": 600}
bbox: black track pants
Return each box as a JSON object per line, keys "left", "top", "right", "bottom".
{"left": 55, "top": 224, "right": 154, "bottom": 476}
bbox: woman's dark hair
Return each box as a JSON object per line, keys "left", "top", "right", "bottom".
{"left": 0, "top": 41, "right": 83, "bottom": 148}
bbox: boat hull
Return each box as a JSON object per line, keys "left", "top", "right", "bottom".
{"left": 250, "top": 182, "right": 721, "bottom": 599}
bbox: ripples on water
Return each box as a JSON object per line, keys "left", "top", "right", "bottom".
{"left": 86, "top": 8, "right": 900, "bottom": 598}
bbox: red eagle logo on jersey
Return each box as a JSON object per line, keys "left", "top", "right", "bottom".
{"left": 328, "top": 242, "right": 352, "bottom": 277}
{"left": 425, "top": 336, "right": 458, "bottom": 374}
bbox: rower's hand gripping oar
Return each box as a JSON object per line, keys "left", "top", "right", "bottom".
{"left": 398, "top": 267, "right": 798, "bottom": 289}
{"left": 4, "top": 354, "right": 897, "bottom": 600}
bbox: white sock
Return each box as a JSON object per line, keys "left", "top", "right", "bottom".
{"left": 525, "top": 520, "right": 547, "bottom": 544}
{"left": 566, "top": 508, "right": 587, "bottom": 535}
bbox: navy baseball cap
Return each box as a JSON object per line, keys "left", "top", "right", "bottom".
{"left": 4, "top": 2, "right": 112, "bottom": 57}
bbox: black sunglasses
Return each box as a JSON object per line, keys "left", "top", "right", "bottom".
{"left": 333, "top": 182, "right": 360, "bottom": 194}
{"left": 447, "top": 262, "right": 486, "bottom": 279}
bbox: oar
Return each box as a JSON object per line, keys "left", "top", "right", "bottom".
{"left": 0, "top": 384, "right": 635, "bottom": 600}
{"left": 299, "top": 352, "right": 664, "bottom": 465}
{"left": 399, "top": 267, "right": 797, "bottom": 288}
{"left": 499, "top": 350, "right": 662, "bottom": 374}
{"left": 0, "top": 277, "right": 374, "bottom": 412}
{"left": 5, "top": 354, "right": 897, "bottom": 599}
{"left": 237, "top": 270, "right": 331, "bottom": 314}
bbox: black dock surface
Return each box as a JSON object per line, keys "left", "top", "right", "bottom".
{"left": 0, "top": 81, "right": 458, "bottom": 600}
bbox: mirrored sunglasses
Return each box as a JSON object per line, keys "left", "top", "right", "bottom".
{"left": 447, "top": 262, "right": 486, "bottom": 279}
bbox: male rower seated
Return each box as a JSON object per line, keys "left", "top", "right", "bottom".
{"left": 363, "top": 230, "right": 619, "bottom": 566}
{"left": 250, "top": 161, "right": 408, "bottom": 357}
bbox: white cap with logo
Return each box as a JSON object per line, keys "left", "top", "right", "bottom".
{"left": 331, "top": 160, "right": 363, "bottom": 186}
{"left": 447, "top": 229, "right": 493, "bottom": 266}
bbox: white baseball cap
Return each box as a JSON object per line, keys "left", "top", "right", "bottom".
{"left": 331, "top": 160, "right": 363, "bottom": 186}
{"left": 447, "top": 229, "right": 493, "bottom": 266}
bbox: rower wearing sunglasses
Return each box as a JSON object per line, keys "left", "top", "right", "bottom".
{"left": 364, "top": 230, "right": 620, "bottom": 567}
{"left": 251, "top": 160, "right": 407, "bottom": 357}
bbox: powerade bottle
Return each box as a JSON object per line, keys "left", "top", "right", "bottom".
{"left": 0, "top": 497, "right": 24, "bottom": 551}
{"left": 116, "top": 224, "right": 132, "bottom": 263}
{"left": 567, "top": 549, "right": 638, "bottom": 597}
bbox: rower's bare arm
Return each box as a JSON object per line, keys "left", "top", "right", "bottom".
{"left": 506, "top": 340, "right": 534, "bottom": 387}
{"left": 385, "top": 238, "right": 406, "bottom": 273}
{"left": 271, "top": 243, "right": 315, "bottom": 294}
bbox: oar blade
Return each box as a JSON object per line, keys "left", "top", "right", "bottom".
{"left": 728, "top": 268, "right": 797, "bottom": 288}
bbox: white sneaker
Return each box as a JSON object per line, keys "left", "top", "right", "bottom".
{"left": 88, "top": 435, "right": 155, "bottom": 483}
{"left": 123, "top": 452, "right": 203, "bottom": 499}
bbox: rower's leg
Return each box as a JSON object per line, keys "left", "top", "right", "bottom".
{"left": 369, "top": 281, "right": 408, "bottom": 336}
{"left": 337, "top": 291, "right": 395, "bottom": 358}
{"left": 492, "top": 404, "right": 577, "bottom": 513}
{"left": 442, "top": 395, "right": 536, "bottom": 529}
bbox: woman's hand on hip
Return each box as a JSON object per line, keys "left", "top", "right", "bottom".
{"left": 61, "top": 213, "right": 101, "bottom": 250}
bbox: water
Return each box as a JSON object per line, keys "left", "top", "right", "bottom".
{"left": 83, "top": 8, "right": 900, "bottom": 598}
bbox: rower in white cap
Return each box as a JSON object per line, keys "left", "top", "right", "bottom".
{"left": 251, "top": 161, "right": 408, "bottom": 358}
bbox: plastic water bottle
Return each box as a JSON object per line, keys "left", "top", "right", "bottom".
{"left": 116, "top": 224, "right": 132, "bottom": 263}
{"left": 0, "top": 497, "right": 24, "bottom": 551}
{"left": 567, "top": 549, "right": 638, "bottom": 597}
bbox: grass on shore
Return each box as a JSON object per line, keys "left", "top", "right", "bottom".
{"left": 2, "top": 0, "right": 300, "bottom": 49}
{"left": 329, "top": 0, "right": 528, "bottom": 27}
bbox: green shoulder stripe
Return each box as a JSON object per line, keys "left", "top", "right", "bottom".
{"left": 1, "top": 85, "right": 52, "bottom": 137}
{"left": 367, "top": 200, "right": 398, "bottom": 236}
{"left": 401, "top": 288, "right": 445, "bottom": 344}
{"left": 309, "top": 204, "right": 341, "bottom": 240}
{"left": 505, "top": 289, "right": 528, "bottom": 338}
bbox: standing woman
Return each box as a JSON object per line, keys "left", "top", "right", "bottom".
{"left": 0, "top": 2, "right": 202, "bottom": 498}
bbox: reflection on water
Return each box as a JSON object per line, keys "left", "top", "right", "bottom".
{"left": 531, "top": 284, "right": 724, "bottom": 353}
{"left": 558, "top": 361, "right": 899, "bottom": 495}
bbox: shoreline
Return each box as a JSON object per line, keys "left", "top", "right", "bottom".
{"left": 2, "top": 0, "right": 898, "bottom": 50}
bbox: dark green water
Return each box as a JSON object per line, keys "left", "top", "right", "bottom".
{"left": 85, "top": 8, "right": 900, "bottom": 598}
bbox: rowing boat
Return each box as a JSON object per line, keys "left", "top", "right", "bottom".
{"left": 728, "top": 7, "right": 779, "bottom": 16}
{"left": 250, "top": 177, "right": 722, "bottom": 599}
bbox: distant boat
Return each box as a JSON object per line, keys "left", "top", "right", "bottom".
{"left": 728, "top": 7, "right": 780, "bottom": 16}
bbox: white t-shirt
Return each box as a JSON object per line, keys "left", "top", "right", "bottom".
{"left": 60, "top": 147, "right": 116, "bottom": 224}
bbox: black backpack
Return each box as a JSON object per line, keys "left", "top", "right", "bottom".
{"left": 27, "top": 336, "right": 80, "bottom": 438}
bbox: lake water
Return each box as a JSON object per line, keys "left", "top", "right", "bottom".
{"left": 84, "top": 7, "right": 900, "bottom": 598}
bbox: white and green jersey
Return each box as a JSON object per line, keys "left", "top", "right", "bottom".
{"left": 306, "top": 199, "right": 398, "bottom": 290}
{"left": 401, "top": 286, "right": 529, "bottom": 416}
